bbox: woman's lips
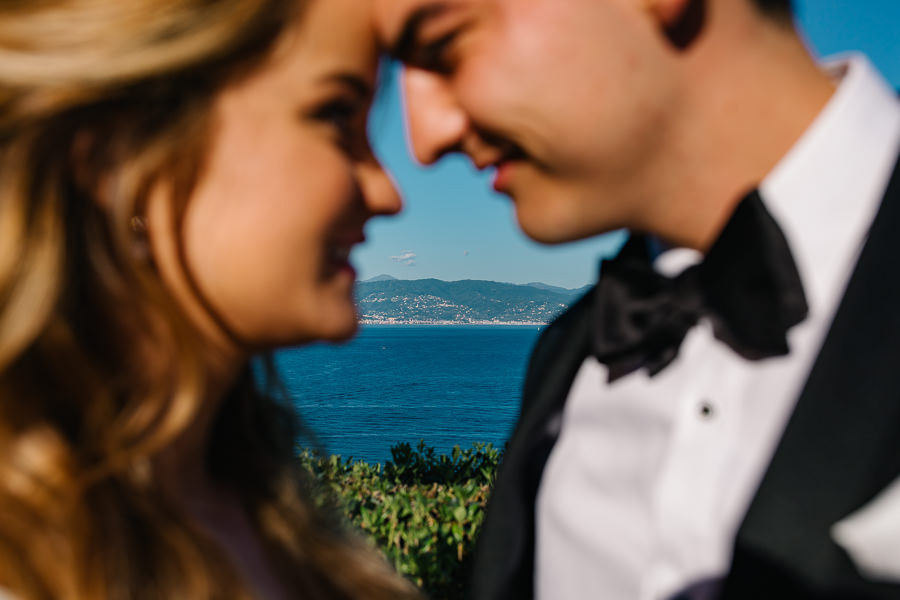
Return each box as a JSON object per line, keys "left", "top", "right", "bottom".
{"left": 326, "top": 234, "right": 364, "bottom": 277}
{"left": 328, "top": 245, "right": 352, "bottom": 263}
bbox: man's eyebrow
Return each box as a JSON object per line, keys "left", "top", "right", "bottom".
{"left": 389, "top": 3, "right": 450, "bottom": 61}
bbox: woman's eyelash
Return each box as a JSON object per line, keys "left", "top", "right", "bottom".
{"left": 311, "top": 99, "right": 361, "bottom": 128}
{"left": 308, "top": 98, "right": 368, "bottom": 155}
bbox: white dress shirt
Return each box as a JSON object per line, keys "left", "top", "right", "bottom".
{"left": 535, "top": 55, "right": 900, "bottom": 600}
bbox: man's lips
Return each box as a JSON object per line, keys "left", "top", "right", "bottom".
{"left": 492, "top": 160, "right": 517, "bottom": 192}
{"left": 492, "top": 150, "right": 528, "bottom": 193}
{"left": 477, "top": 144, "right": 528, "bottom": 193}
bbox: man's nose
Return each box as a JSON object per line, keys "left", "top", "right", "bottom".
{"left": 358, "top": 160, "right": 403, "bottom": 217}
{"left": 402, "top": 67, "right": 469, "bottom": 165}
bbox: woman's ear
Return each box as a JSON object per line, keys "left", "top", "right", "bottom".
{"left": 70, "top": 129, "right": 118, "bottom": 210}
{"left": 70, "top": 130, "right": 100, "bottom": 201}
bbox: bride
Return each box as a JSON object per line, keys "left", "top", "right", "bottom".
{"left": 0, "top": 0, "right": 416, "bottom": 598}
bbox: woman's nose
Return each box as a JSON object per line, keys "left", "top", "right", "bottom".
{"left": 359, "top": 160, "right": 402, "bottom": 217}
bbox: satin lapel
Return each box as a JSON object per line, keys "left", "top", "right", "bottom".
{"left": 470, "top": 289, "right": 595, "bottom": 600}
{"left": 725, "top": 153, "right": 900, "bottom": 598}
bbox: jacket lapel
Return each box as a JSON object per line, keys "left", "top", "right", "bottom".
{"left": 725, "top": 152, "right": 900, "bottom": 598}
{"left": 470, "top": 290, "right": 594, "bottom": 600}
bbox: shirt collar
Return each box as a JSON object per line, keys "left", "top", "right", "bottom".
{"left": 656, "top": 54, "right": 900, "bottom": 312}
{"left": 759, "top": 53, "right": 900, "bottom": 312}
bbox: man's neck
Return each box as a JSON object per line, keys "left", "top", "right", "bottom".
{"left": 640, "top": 6, "right": 836, "bottom": 251}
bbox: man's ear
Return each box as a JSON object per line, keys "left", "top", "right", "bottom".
{"left": 645, "top": 0, "right": 692, "bottom": 26}
{"left": 646, "top": 0, "right": 706, "bottom": 50}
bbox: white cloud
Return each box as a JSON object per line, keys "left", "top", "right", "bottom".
{"left": 391, "top": 251, "right": 417, "bottom": 266}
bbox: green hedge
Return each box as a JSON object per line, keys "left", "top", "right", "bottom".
{"left": 299, "top": 441, "right": 502, "bottom": 600}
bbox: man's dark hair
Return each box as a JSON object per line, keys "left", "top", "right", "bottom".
{"left": 753, "top": 0, "right": 793, "bottom": 21}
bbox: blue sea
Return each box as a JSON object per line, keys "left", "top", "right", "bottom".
{"left": 273, "top": 325, "right": 544, "bottom": 464}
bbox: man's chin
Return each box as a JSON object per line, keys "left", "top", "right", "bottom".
{"left": 515, "top": 207, "right": 606, "bottom": 245}
{"left": 518, "top": 221, "right": 582, "bottom": 245}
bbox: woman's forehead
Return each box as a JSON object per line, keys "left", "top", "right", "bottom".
{"left": 261, "top": 0, "right": 381, "bottom": 88}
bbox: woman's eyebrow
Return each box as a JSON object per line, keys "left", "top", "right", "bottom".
{"left": 389, "top": 3, "right": 450, "bottom": 61}
{"left": 318, "top": 72, "right": 373, "bottom": 100}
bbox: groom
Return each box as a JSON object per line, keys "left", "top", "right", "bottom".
{"left": 373, "top": 0, "right": 900, "bottom": 598}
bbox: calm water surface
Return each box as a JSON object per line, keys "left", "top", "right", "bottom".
{"left": 274, "top": 325, "right": 544, "bottom": 464}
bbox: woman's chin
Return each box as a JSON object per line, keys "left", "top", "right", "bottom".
{"left": 322, "top": 319, "right": 359, "bottom": 343}
{"left": 308, "top": 305, "right": 360, "bottom": 344}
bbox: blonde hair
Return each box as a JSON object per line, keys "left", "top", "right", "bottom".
{"left": 0, "top": 1, "right": 418, "bottom": 598}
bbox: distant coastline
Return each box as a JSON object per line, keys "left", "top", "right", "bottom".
{"left": 359, "top": 319, "right": 548, "bottom": 326}
{"left": 356, "top": 276, "right": 587, "bottom": 326}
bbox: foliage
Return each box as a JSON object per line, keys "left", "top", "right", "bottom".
{"left": 298, "top": 441, "right": 502, "bottom": 600}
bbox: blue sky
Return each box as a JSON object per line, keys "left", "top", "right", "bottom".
{"left": 356, "top": 0, "right": 900, "bottom": 289}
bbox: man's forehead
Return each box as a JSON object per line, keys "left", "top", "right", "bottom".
{"left": 372, "top": 0, "right": 457, "bottom": 49}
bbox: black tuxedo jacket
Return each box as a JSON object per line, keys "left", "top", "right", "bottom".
{"left": 470, "top": 153, "right": 900, "bottom": 600}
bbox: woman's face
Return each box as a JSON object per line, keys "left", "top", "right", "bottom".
{"left": 151, "top": 0, "right": 400, "bottom": 352}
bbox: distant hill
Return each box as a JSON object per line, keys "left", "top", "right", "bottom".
{"left": 355, "top": 278, "right": 590, "bottom": 324}
{"left": 524, "top": 282, "right": 592, "bottom": 295}
{"left": 524, "top": 282, "right": 571, "bottom": 294}
{"left": 363, "top": 274, "right": 398, "bottom": 282}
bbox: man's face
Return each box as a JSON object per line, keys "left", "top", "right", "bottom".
{"left": 373, "top": 0, "right": 681, "bottom": 244}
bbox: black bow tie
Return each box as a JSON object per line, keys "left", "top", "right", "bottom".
{"left": 590, "top": 190, "right": 809, "bottom": 383}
